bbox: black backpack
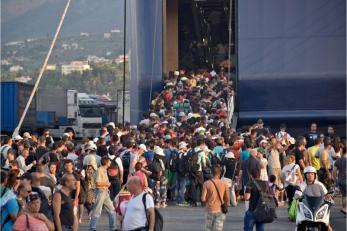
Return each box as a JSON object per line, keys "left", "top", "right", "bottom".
{"left": 168, "top": 150, "right": 179, "bottom": 172}
{"left": 187, "top": 148, "right": 201, "bottom": 174}
{"left": 0, "top": 146, "right": 10, "bottom": 167}
{"left": 121, "top": 151, "right": 131, "bottom": 173}
{"left": 149, "top": 157, "right": 163, "bottom": 181}
{"left": 142, "top": 193, "right": 163, "bottom": 231}
{"left": 177, "top": 151, "right": 189, "bottom": 176}
{"left": 252, "top": 180, "right": 277, "bottom": 223}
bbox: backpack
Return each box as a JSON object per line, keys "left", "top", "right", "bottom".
{"left": 168, "top": 150, "right": 179, "bottom": 172}
{"left": 177, "top": 151, "right": 189, "bottom": 176}
{"left": 142, "top": 193, "right": 163, "bottom": 231}
{"left": 252, "top": 180, "right": 277, "bottom": 223}
{"left": 121, "top": 151, "right": 131, "bottom": 173}
{"left": 0, "top": 146, "right": 10, "bottom": 167}
{"left": 149, "top": 158, "right": 163, "bottom": 181}
{"left": 187, "top": 149, "right": 201, "bottom": 174}
{"left": 107, "top": 158, "right": 120, "bottom": 180}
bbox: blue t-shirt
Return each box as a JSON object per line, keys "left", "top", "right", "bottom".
{"left": 240, "top": 150, "right": 250, "bottom": 161}
{"left": 1, "top": 198, "right": 20, "bottom": 231}
{"left": 144, "top": 151, "right": 154, "bottom": 163}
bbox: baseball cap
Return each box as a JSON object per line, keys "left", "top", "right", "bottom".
{"left": 23, "top": 132, "right": 32, "bottom": 139}
{"left": 179, "top": 141, "right": 187, "bottom": 148}
{"left": 139, "top": 144, "right": 147, "bottom": 152}
{"left": 13, "top": 135, "right": 23, "bottom": 141}
{"left": 178, "top": 112, "right": 185, "bottom": 117}
{"left": 150, "top": 113, "right": 158, "bottom": 118}
{"left": 153, "top": 146, "right": 165, "bottom": 156}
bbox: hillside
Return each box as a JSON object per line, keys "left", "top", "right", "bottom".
{"left": 1, "top": 0, "right": 124, "bottom": 42}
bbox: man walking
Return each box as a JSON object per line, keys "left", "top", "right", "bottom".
{"left": 122, "top": 176, "right": 155, "bottom": 231}
{"left": 52, "top": 173, "right": 77, "bottom": 231}
{"left": 201, "top": 165, "right": 229, "bottom": 231}
{"left": 89, "top": 156, "right": 117, "bottom": 231}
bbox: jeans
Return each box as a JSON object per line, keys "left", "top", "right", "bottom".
{"left": 89, "top": 189, "right": 116, "bottom": 231}
{"left": 176, "top": 175, "right": 189, "bottom": 203}
{"left": 244, "top": 210, "right": 264, "bottom": 231}
{"left": 62, "top": 227, "right": 72, "bottom": 231}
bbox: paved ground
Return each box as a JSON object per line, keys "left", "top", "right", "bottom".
{"left": 79, "top": 201, "right": 346, "bottom": 230}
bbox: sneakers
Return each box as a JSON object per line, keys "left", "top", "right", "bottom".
{"left": 176, "top": 202, "right": 189, "bottom": 207}
{"left": 161, "top": 202, "right": 168, "bottom": 208}
{"left": 155, "top": 203, "right": 161, "bottom": 208}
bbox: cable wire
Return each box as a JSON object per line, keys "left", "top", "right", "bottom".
{"left": 12, "top": 0, "right": 72, "bottom": 138}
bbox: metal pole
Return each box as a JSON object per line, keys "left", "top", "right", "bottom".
{"left": 12, "top": 0, "right": 71, "bottom": 138}
{"left": 228, "top": 0, "right": 232, "bottom": 82}
{"left": 122, "top": 0, "right": 127, "bottom": 126}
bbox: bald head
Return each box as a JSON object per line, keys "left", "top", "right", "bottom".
{"left": 127, "top": 176, "right": 143, "bottom": 194}
{"left": 127, "top": 176, "right": 141, "bottom": 186}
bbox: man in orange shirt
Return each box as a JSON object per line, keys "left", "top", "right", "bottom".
{"left": 201, "top": 165, "right": 230, "bottom": 231}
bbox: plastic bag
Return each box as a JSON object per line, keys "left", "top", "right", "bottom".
{"left": 288, "top": 199, "right": 298, "bottom": 222}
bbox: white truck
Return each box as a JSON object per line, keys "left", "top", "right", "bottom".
{"left": 38, "top": 89, "right": 102, "bottom": 138}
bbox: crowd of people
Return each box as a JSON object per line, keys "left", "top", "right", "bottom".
{"left": 0, "top": 69, "right": 346, "bottom": 231}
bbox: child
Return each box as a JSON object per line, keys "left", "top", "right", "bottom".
{"left": 269, "top": 174, "right": 285, "bottom": 207}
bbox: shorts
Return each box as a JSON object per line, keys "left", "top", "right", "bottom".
{"left": 206, "top": 211, "right": 226, "bottom": 231}
{"left": 338, "top": 180, "right": 346, "bottom": 197}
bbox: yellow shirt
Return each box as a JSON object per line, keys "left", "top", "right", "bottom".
{"left": 308, "top": 145, "right": 320, "bottom": 170}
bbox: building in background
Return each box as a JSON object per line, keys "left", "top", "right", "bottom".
{"left": 61, "top": 61, "right": 91, "bottom": 75}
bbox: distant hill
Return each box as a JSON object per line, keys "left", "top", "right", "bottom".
{"left": 1, "top": 0, "right": 124, "bottom": 43}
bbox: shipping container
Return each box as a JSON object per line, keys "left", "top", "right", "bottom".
{"left": 36, "top": 88, "right": 67, "bottom": 118}
{"left": 1, "top": 82, "right": 37, "bottom": 133}
{"left": 36, "top": 111, "right": 56, "bottom": 127}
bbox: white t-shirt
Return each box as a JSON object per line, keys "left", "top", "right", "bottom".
{"left": 282, "top": 163, "right": 300, "bottom": 187}
{"left": 123, "top": 192, "right": 154, "bottom": 231}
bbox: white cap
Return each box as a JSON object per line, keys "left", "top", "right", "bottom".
{"left": 153, "top": 146, "right": 165, "bottom": 156}
{"left": 225, "top": 152, "right": 235, "bottom": 159}
{"left": 23, "top": 132, "right": 31, "bottom": 139}
{"left": 210, "top": 70, "right": 217, "bottom": 77}
{"left": 150, "top": 113, "right": 158, "bottom": 118}
{"left": 139, "top": 144, "right": 147, "bottom": 152}
{"left": 178, "top": 112, "right": 185, "bottom": 117}
{"left": 161, "top": 120, "right": 168, "bottom": 124}
{"left": 196, "top": 127, "right": 206, "bottom": 134}
{"left": 86, "top": 141, "right": 97, "bottom": 151}
{"left": 174, "top": 71, "right": 179, "bottom": 76}
{"left": 107, "top": 122, "right": 116, "bottom": 128}
{"left": 14, "top": 134, "right": 23, "bottom": 141}
{"left": 179, "top": 141, "right": 187, "bottom": 149}
{"left": 181, "top": 77, "right": 188, "bottom": 81}
{"left": 187, "top": 113, "right": 193, "bottom": 119}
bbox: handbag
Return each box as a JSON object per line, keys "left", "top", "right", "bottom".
{"left": 210, "top": 179, "right": 228, "bottom": 214}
